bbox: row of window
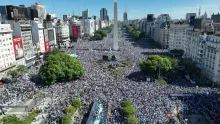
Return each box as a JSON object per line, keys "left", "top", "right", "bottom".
{"left": 0, "top": 38, "right": 12, "bottom": 42}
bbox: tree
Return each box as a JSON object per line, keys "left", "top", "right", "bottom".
{"left": 122, "top": 105, "right": 136, "bottom": 117}
{"left": 120, "top": 100, "right": 132, "bottom": 108}
{"left": 127, "top": 116, "right": 138, "bottom": 124}
{"left": 7, "top": 70, "right": 18, "bottom": 81}
{"left": 39, "top": 51, "right": 84, "bottom": 85}
{"left": 61, "top": 115, "right": 72, "bottom": 124}
{"left": 72, "top": 99, "right": 82, "bottom": 109}
{"left": 66, "top": 106, "right": 76, "bottom": 115}
{"left": 0, "top": 115, "right": 23, "bottom": 124}
{"left": 140, "top": 55, "right": 175, "bottom": 76}
{"left": 17, "top": 65, "right": 28, "bottom": 76}
{"left": 159, "top": 80, "right": 168, "bottom": 85}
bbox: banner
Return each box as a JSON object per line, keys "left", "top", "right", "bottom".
{"left": 45, "top": 42, "right": 50, "bottom": 52}
{"left": 13, "top": 36, "right": 24, "bottom": 60}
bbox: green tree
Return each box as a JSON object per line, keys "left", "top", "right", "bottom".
{"left": 7, "top": 70, "right": 18, "bottom": 81}
{"left": 66, "top": 106, "right": 76, "bottom": 115}
{"left": 140, "top": 55, "right": 174, "bottom": 76}
{"left": 61, "top": 115, "right": 72, "bottom": 124}
{"left": 120, "top": 100, "right": 132, "bottom": 108}
{"left": 39, "top": 51, "right": 84, "bottom": 85}
{"left": 127, "top": 116, "right": 138, "bottom": 124}
{"left": 72, "top": 99, "right": 82, "bottom": 109}
{"left": 122, "top": 105, "right": 136, "bottom": 117}
{"left": 0, "top": 115, "right": 23, "bottom": 124}
{"left": 159, "top": 80, "right": 168, "bottom": 85}
{"left": 17, "top": 65, "right": 28, "bottom": 76}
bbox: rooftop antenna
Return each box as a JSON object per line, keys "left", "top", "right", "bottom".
{"left": 199, "top": 6, "right": 201, "bottom": 18}
{"left": 52, "top": 0, "right": 54, "bottom": 13}
{"left": 125, "top": 4, "right": 127, "bottom": 13}
{"left": 78, "top": 0, "right": 79, "bottom": 16}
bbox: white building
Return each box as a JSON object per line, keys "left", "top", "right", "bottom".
{"left": 55, "top": 20, "right": 70, "bottom": 42}
{"left": 184, "top": 30, "right": 202, "bottom": 63}
{"left": 201, "top": 35, "right": 220, "bottom": 84}
{"left": 168, "top": 24, "right": 188, "bottom": 51}
{"left": 85, "top": 19, "right": 95, "bottom": 36}
{"left": 31, "top": 18, "right": 45, "bottom": 53}
{"left": 31, "top": 2, "right": 46, "bottom": 19}
{"left": 0, "top": 24, "right": 16, "bottom": 72}
{"left": 152, "top": 14, "right": 171, "bottom": 48}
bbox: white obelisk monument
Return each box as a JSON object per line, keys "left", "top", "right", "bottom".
{"left": 113, "top": 0, "right": 119, "bottom": 50}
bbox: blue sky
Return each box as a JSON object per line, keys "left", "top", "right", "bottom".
{"left": 1, "top": 0, "right": 220, "bottom": 20}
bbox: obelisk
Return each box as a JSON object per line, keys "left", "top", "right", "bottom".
{"left": 113, "top": 0, "right": 119, "bottom": 50}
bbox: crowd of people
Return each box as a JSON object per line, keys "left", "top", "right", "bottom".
{"left": 0, "top": 30, "right": 220, "bottom": 124}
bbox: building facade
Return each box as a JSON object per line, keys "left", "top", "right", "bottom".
{"left": 152, "top": 14, "right": 171, "bottom": 48}
{"left": 100, "top": 8, "right": 108, "bottom": 21}
{"left": 0, "top": 24, "right": 16, "bottom": 72}
{"left": 168, "top": 24, "right": 188, "bottom": 51}
{"left": 186, "top": 13, "right": 197, "bottom": 20}
{"left": 31, "top": 18, "right": 45, "bottom": 53}
{"left": 123, "top": 12, "right": 128, "bottom": 25}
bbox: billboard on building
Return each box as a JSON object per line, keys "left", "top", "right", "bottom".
{"left": 45, "top": 42, "right": 50, "bottom": 52}
{"left": 73, "top": 25, "right": 80, "bottom": 38}
{"left": 13, "top": 36, "right": 24, "bottom": 60}
{"left": 189, "top": 16, "right": 195, "bottom": 26}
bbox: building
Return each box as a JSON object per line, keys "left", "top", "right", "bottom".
{"left": 123, "top": 12, "right": 128, "bottom": 25}
{"left": 100, "top": 8, "right": 108, "bottom": 21}
{"left": 186, "top": 13, "right": 197, "bottom": 20}
{"left": 31, "top": 2, "right": 46, "bottom": 19}
{"left": 0, "top": 24, "right": 16, "bottom": 72}
{"left": 201, "top": 35, "right": 220, "bottom": 84}
{"left": 211, "top": 13, "right": 220, "bottom": 23}
{"left": 152, "top": 14, "right": 171, "bottom": 48}
{"left": 82, "top": 9, "right": 89, "bottom": 19}
{"left": 85, "top": 19, "right": 95, "bottom": 36}
{"left": 11, "top": 20, "right": 35, "bottom": 67}
{"left": 55, "top": 20, "right": 70, "bottom": 47}
{"left": 184, "top": 30, "right": 202, "bottom": 63}
{"left": 31, "top": 18, "right": 45, "bottom": 53}
{"left": 168, "top": 24, "right": 188, "bottom": 51}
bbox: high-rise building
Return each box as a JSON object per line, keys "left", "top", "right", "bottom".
{"left": 0, "top": 24, "right": 16, "bottom": 72}
{"left": 123, "top": 12, "right": 128, "bottom": 25}
{"left": 31, "top": 2, "right": 46, "bottom": 19}
{"left": 31, "top": 18, "right": 45, "bottom": 53}
{"left": 186, "top": 13, "right": 197, "bottom": 20}
{"left": 82, "top": 9, "right": 89, "bottom": 19}
{"left": 100, "top": 8, "right": 108, "bottom": 21}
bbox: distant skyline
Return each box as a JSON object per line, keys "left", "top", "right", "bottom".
{"left": 1, "top": 0, "right": 220, "bottom": 20}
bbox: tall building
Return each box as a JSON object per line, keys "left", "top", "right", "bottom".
{"left": 82, "top": 9, "right": 89, "bottom": 19}
{"left": 211, "top": 13, "right": 220, "bottom": 23}
{"left": 186, "top": 13, "right": 197, "bottom": 20}
{"left": 152, "top": 14, "right": 171, "bottom": 48}
{"left": 123, "top": 12, "right": 128, "bottom": 25}
{"left": 0, "top": 24, "right": 16, "bottom": 72}
{"left": 100, "top": 8, "right": 108, "bottom": 21}
{"left": 31, "top": 2, "right": 46, "bottom": 20}
{"left": 168, "top": 23, "right": 188, "bottom": 51}
{"left": 12, "top": 20, "right": 35, "bottom": 67}
{"left": 31, "top": 18, "right": 45, "bottom": 53}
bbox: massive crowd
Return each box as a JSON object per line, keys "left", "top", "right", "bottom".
{"left": 0, "top": 30, "right": 220, "bottom": 124}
